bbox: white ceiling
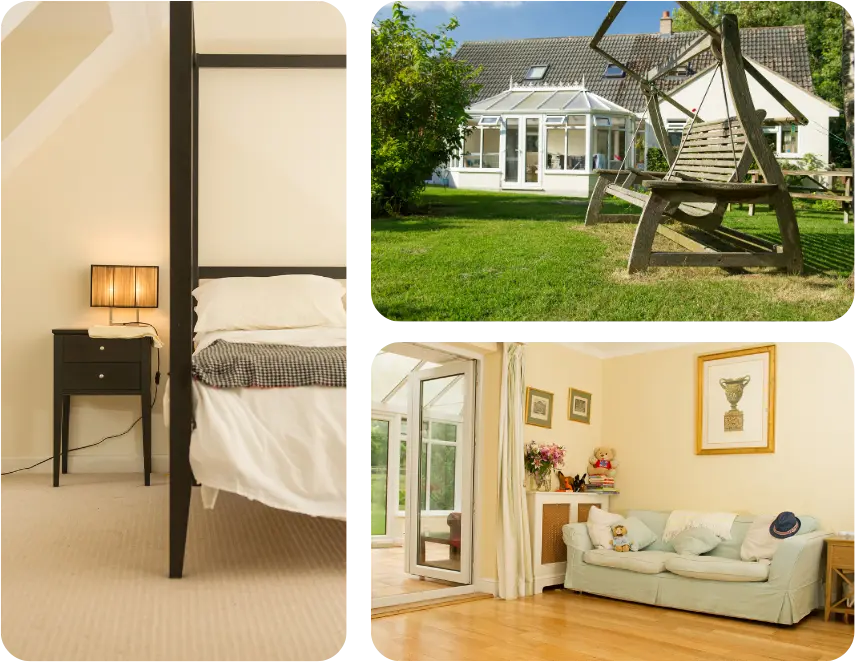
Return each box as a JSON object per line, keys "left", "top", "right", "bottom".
{"left": 561, "top": 342, "right": 697, "bottom": 359}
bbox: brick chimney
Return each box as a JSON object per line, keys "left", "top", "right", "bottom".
{"left": 660, "top": 10, "right": 673, "bottom": 35}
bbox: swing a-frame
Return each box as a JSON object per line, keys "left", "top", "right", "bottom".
{"left": 585, "top": 2, "right": 806, "bottom": 274}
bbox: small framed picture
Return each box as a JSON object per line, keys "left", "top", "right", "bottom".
{"left": 696, "top": 345, "right": 775, "bottom": 455}
{"left": 525, "top": 387, "right": 553, "bottom": 428}
{"left": 568, "top": 388, "right": 592, "bottom": 424}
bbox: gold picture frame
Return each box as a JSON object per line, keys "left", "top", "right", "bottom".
{"left": 696, "top": 345, "right": 776, "bottom": 455}
{"left": 568, "top": 388, "right": 592, "bottom": 424}
{"left": 525, "top": 387, "right": 553, "bottom": 428}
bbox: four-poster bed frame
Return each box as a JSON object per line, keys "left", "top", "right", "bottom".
{"left": 168, "top": 2, "right": 346, "bottom": 578}
{"left": 584, "top": 2, "right": 806, "bottom": 274}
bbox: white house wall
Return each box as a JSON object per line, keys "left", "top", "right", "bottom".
{"left": 657, "top": 59, "right": 838, "bottom": 164}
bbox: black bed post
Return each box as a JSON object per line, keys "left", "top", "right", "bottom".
{"left": 169, "top": 0, "right": 195, "bottom": 579}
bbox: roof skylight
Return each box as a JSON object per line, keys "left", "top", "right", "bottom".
{"left": 524, "top": 65, "right": 549, "bottom": 80}
{"left": 603, "top": 63, "right": 626, "bottom": 78}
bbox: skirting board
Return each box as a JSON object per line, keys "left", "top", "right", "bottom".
{"left": 2, "top": 454, "right": 169, "bottom": 475}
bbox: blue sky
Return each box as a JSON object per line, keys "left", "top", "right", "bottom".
{"left": 373, "top": 1, "right": 680, "bottom": 43}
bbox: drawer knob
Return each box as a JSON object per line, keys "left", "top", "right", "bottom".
{"left": 99, "top": 374, "right": 104, "bottom": 379}
{"left": 99, "top": 346, "right": 105, "bottom": 351}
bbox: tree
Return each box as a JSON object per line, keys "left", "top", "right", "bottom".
{"left": 673, "top": 2, "right": 844, "bottom": 106}
{"left": 672, "top": 2, "right": 848, "bottom": 166}
{"left": 372, "top": 3, "right": 481, "bottom": 215}
{"left": 841, "top": 6, "right": 855, "bottom": 288}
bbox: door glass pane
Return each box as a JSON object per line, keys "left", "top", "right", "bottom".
{"left": 399, "top": 417, "right": 407, "bottom": 510}
{"left": 417, "top": 374, "right": 463, "bottom": 572}
{"left": 371, "top": 419, "right": 389, "bottom": 536}
{"left": 504, "top": 118, "right": 519, "bottom": 183}
{"left": 525, "top": 117, "right": 539, "bottom": 182}
{"left": 429, "top": 444, "right": 456, "bottom": 510}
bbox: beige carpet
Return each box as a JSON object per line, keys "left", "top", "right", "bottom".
{"left": 1, "top": 474, "right": 345, "bottom": 660}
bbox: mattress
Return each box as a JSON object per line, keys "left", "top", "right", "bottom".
{"left": 189, "top": 327, "right": 346, "bottom": 520}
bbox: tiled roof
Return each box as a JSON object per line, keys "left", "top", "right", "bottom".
{"left": 456, "top": 26, "right": 814, "bottom": 113}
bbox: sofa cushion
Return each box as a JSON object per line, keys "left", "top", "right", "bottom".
{"left": 665, "top": 556, "right": 769, "bottom": 582}
{"left": 586, "top": 507, "right": 624, "bottom": 549}
{"left": 620, "top": 516, "right": 658, "bottom": 551}
{"left": 583, "top": 549, "right": 677, "bottom": 574}
{"left": 671, "top": 527, "right": 720, "bottom": 556}
{"left": 626, "top": 510, "right": 673, "bottom": 552}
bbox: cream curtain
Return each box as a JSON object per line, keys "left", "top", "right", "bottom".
{"left": 496, "top": 342, "right": 533, "bottom": 599}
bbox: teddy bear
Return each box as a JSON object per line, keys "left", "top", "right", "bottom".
{"left": 588, "top": 447, "right": 618, "bottom": 477}
{"left": 610, "top": 524, "right": 636, "bottom": 552}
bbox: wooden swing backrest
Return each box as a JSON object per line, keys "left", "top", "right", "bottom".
{"left": 669, "top": 110, "right": 765, "bottom": 184}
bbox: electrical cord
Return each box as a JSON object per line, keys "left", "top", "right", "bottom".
{"left": 1, "top": 336, "right": 161, "bottom": 477}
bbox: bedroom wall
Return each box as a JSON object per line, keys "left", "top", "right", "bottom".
{"left": 1, "top": 2, "right": 346, "bottom": 472}
{"left": 1, "top": 23, "right": 171, "bottom": 472}
{"left": 603, "top": 343, "right": 854, "bottom": 532}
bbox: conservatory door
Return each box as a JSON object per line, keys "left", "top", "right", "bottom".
{"left": 404, "top": 360, "right": 475, "bottom": 585}
{"left": 502, "top": 116, "right": 541, "bottom": 189}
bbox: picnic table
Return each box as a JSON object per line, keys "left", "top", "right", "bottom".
{"left": 746, "top": 169, "right": 853, "bottom": 223}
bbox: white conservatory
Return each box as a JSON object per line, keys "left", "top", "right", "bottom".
{"left": 440, "top": 84, "right": 639, "bottom": 197}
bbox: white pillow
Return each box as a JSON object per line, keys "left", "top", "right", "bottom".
{"left": 586, "top": 507, "right": 624, "bottom": 549}
{"left": 192, "top": 275, "right": 346, "bottom": 334}
{"left": 740, "top": 515, "right": 780, "bottom": 562}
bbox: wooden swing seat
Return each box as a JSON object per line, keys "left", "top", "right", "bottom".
{"left": 583, "top": 7, "right": 804, "bottom": 275}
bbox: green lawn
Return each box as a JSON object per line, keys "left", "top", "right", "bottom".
{"left": 372, "top": 472, "right": 387, "bottom": 536}
{"left": 371, "top": 187, "right": 854, "bottom": 321}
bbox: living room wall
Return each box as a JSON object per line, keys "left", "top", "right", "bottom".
{"left": 524, "top": 344, "right": 604, "bottom": 483}
{"left": 603, "top": 343, "right": 854, "bottom": 532}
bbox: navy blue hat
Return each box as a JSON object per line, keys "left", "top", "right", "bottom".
{"left": 770, "top": 512, "right": 801, "bottom": 539}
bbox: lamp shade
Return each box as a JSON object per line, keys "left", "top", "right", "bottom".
{"left": 90, "top": 265, "right": 159, "bottom": 308}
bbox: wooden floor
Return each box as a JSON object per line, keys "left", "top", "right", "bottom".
{"left": 371, "top": 589, "right": 854, "bottom": 661}
{"left": 372, "top": 546, "right": 459, "bottom": 598}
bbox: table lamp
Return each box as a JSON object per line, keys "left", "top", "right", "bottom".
{"left": 90, "top": 265, "right": 159, "bottom": 325}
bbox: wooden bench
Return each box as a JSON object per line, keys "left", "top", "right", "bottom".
{"left": 583, "top": 14, "right": 803, "bottom": 275}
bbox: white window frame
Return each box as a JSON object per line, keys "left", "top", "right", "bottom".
{"left": 418, "top": 418, "right": 463, "bottom": 516}
{"left": 525, "top": 65, "right": 548, "bottom": 80}
{"left": 455, "top": 120, "right": 501, "bottom": 171}
{"left": 545, "top": 115, "right": 587, "bottom": 172}
{"left": 763, "top": 124, "right": 800, "bottom": 156}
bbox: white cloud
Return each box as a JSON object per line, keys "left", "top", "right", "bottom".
{"left": 398, "top": 1, "right": 523, "bottom": 12}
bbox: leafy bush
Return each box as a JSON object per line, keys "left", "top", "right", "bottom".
{"left": 645, "top": 147, "right": 669, "bottom": 172}
{"left": 371, "top": 3, "right": 481, "bottom": 215}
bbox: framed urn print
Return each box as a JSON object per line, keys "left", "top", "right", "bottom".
{"left": 525, "top": 387, "right": 553, "bottom": 428}
{"left": 568, "top": 388, "right": 592, "bottom": 424}
{"left": 696, "top": 345, "right": 776, "bottom": 455}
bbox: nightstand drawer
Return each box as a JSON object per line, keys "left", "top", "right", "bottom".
{"left": 62, "top": 363, "right": 141, "bottom": 391}
{"left": 63, "top": 335, "right": 142, "bottom": 363}
{"left": 830, "top": 543, "right": 854, "bottom": 570}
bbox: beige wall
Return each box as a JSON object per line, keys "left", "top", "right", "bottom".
{"left": 1, "top": 1, "right": 113, "bottom": 139}
{"left": 1, "top": 2, "right": 345, "bottom": 471}
{"left": 2, "top": 31, "right": 171, "bottom": 470}
{"left": 524, "top": 344, "right": 604, "bottom": 483}
{"left": 603, "top": 343, "right": 854, "bottom": 531}
{"left": 474, "top": 342, "right": 853, "bottom": 585}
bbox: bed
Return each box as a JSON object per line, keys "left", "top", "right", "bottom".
{"left": 168, "top": 2, "right": 347, "bottom": 578}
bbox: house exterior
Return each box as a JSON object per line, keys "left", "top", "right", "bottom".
{"left": 443, "top": 17, "right": 839, "bottom": 197}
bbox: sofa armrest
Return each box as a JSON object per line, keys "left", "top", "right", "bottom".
{"left": 562, "top": 522, "right": 593, "bottom": 553}
{"left": 768, "top": 531, "right": 829, "bottom": 589}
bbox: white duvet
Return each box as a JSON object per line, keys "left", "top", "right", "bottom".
{"left": 189, "top": 327, "right": 346, "bottom": 520}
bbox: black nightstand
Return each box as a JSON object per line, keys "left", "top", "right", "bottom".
{"left": 52, "top": 330, "right": 153, "bottom": 487}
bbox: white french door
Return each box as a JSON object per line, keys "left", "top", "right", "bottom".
{"left": 502, "top": 115, "right": 542, "bottom": 189}
{"left": 404, "top": 360, "right": 475, "bottom": 585}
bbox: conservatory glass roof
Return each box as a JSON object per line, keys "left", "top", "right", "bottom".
{"left": 468, "top": 86, "right": 635, "bottom": 116}
{"left": 370, "top": 351, "right": 463, "bottom": 418}
{"left": 372, "top": 351, "right": 465, "bottom": 418}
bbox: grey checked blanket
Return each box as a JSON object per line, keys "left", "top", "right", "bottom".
{"left": 192, "top": 341, "right": 346, "bottom": 389}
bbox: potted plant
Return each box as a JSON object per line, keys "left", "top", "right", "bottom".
{"left": 524, "top": 441, "right": 566, "bottom": 491}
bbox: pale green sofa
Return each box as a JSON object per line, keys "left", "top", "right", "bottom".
{"left": 562, "top": 509, "right": 829, "bottom": 625}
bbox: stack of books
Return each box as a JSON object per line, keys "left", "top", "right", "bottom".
{"left": 587, "top": 476, "right": 617, "bottom": 493}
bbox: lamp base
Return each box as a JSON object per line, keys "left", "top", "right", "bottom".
{"left": 109, "top": 308, "right": 140, "bottom": 325}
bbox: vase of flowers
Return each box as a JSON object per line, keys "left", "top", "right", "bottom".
{"left": 524, "top": 441, "right": 566, "bottom": 492}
